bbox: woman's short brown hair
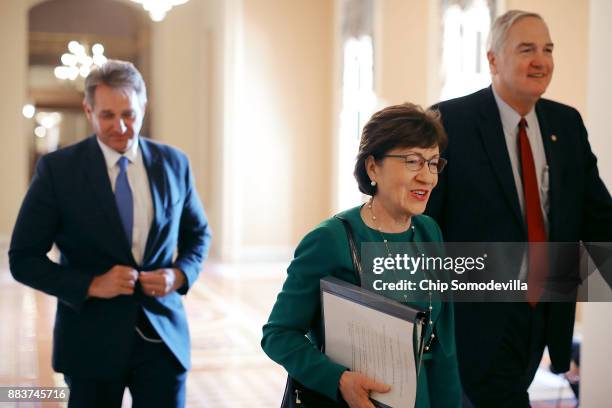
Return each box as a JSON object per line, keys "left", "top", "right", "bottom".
{"left": 353, "top": 103, "right": 447, "bottom": 196}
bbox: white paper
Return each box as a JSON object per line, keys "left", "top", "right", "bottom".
{"left": 323, "top": 292, "right": 417, "bottom": 408}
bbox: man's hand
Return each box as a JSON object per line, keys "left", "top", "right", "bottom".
{"left": 139, "top": 268, "right": 186, "bottom": 297}
{"left": 87, "top": 265, "right": 138, "bottom": 299}
{"left": 339, "top": 371, "right": 391, "bottom": 408}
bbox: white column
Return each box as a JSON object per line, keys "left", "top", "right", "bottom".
{"left": 580, "top": 0, "right": 612, "bottom": 405}
{"left": 0, "top": 1, "right": 28, "bottom": 240}
{"left": 150, "top": 0, "right": 220, "bottom": 257}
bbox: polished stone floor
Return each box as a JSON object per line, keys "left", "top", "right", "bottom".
{"left": 0, "top": 246, "right": 287, "bottom": 407}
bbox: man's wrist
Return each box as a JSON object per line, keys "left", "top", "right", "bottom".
{"left": 173, "top": 268, "right": 186, "bottom": 291}
{"left": 86, "top": 276, "right": 98, "bottom": 298}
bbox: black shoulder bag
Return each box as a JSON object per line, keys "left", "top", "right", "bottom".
{"left": 279, "top": 215, "right": 361, "bottom": 408}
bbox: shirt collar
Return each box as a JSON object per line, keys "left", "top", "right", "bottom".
{"left": 96, "top": 136, "right": 140, "bottom": 170}
{"left": 492, "top": 87, "right": 537, "bottom": 133}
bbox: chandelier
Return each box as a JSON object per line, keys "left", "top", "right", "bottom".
{"left": 54, "top": 41, "right": 108, "bottom": 81}
{"left": 130, "top": 0, "right": 190, "bottom": 22}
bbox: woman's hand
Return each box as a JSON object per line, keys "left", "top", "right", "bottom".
{"left": 339, "top": 371, "right": 391, "bottom": 408}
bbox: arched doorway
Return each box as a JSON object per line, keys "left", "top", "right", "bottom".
{"left": 26, "top": 0, "right": 151, "bottom": 177}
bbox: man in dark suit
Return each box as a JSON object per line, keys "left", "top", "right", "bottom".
{"left": 9, "top": 60, "right": 211, "bottom": 407}
{"left": 426, "top": 10, "right": 612, "bottom": 407}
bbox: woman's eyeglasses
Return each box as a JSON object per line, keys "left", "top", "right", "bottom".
{"left": 381, "top": 154, "right": 447, "bottom": 174}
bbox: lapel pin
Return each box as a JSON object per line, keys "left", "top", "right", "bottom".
{"left": 551, "top": 134, "right": 557, "bottom": 142}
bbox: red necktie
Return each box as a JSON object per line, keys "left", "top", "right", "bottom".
{"left": 518, "top": 118, "right": 548, "bottom": 306}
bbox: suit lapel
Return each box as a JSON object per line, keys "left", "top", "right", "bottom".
{"left": 140, "top": 138, "right": 166, "bottom": 265}
{"left": 477, "top": 88, "right": 526, "bottom": 235}
{"left": 84, "top": 136, "right": 135, "bottom": 262}
{"left": 536, "top": 101, "right": 561, "bottom": 240}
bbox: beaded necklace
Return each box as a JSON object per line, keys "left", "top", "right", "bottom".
{"left": 366, "top": 197, "right": 437, "bottom": 353}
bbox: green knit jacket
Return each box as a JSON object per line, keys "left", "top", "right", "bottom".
{"left": 262, "top": 206, "right": 461, "bottom": 407}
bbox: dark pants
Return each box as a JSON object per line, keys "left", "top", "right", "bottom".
{"left": 463, "top": 303, "right": 547, "bottom": 408}
{"left": 65, "top": 331, "right": 187, "bottom": 408}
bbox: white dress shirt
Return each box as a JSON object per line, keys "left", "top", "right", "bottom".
{"left": 96, "top": 137, "right": 154, "bottom": 266}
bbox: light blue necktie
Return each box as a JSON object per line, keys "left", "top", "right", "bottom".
{"left": 115, "top": 156, "right": 133, "bottom": 246}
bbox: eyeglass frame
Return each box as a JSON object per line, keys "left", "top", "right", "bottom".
{"left": 380, "top": 153, "right": 447, "bottom": 174}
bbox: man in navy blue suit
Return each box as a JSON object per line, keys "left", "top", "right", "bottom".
{"left": 426, "top": 10, "right": 612, "bottom": 407}
{"left": 9, "top": 60, "right": 211, "bottom": 407}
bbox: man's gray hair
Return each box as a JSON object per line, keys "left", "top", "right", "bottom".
{"left": 487, "top": 10, "right": 544, "bottom": 54}
{"left": 84, "top": 59, "right": 147, "bottom": 108}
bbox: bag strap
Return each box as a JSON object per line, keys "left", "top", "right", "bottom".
{"left": 335, "top": 215, "right": 363, "bottom": 287}
{"left": 335, "top": 215, "right": 432, "bottom": 382}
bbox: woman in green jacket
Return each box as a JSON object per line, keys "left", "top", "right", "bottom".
{"left": 262, "top": 103, "right": 461, "bottom": 407}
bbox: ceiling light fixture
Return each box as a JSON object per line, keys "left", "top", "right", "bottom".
{"left": 54, "top": 41, "right": 107, "bottom": 81}
{"left": 22, "top": 104, "right": 36, "bottom": 119}
{"left": 130, "top": 0, "right": 190, "bottom": 22}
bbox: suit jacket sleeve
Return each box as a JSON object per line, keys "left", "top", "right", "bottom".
{"left": 9, "top": 156, "right": 94, "bottom": 312}
{"left": 424, "top": 104, "right": 449, "bottom": 228}
{"left": 261, "top": 224, "right": 348, "bottom": 401}
{"left": 172, "top": 156, "right": 211, "bottom": 295}
{"left": 576, "top": 109, "right": 612, "bottom": 285}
